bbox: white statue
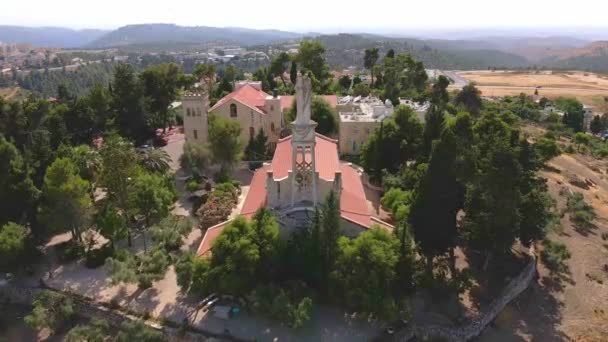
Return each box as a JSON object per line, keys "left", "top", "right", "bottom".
{"left": 295, "top": 74, "right": 312, "bottom": 125}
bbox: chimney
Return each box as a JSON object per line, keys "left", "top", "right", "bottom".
{"left": 272, "top": 88, "right": 279, "bottom": 98}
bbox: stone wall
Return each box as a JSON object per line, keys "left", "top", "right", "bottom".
{"left": 398, "top": 251, "right": 538, "bottom": 342}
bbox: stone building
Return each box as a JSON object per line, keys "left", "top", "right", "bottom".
{"left": 337, "top": 96, "right": 394, "bottom": 155}
{"left": 181, "top": 80, "right": 338, "bottom": 152}
{"left": 196, "top": 75, "right": 392, "bottom": 257}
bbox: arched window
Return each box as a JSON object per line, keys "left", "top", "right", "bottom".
{"left": 270, "top": 122, "right": 275, "bottom": 133}
{"left": 186, "top": 108, "right": 191, "bottom": 116}
{"left": 230, "top": 103, "right": 237, "bottom": 117}
{"left": 249, "top": 127, "right": 255, "bottom": 139}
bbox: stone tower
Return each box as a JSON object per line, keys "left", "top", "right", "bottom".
{"left": 291, "top": 74, "right": 318, "bottom": 207}
{"left": 264, "top": 88, "right": 283, "bottom": 146}
{"left": 181, "top": 89, "right": 209, "bottom": 143}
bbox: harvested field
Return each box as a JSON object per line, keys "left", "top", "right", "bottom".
{"left": 455, "top": 70, "right": 608, "bottom": 109}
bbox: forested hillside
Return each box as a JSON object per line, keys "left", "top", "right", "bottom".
{"left": 314, "top": 34, "right": 530, "bottom": 70}
{"left": 17, "top": 63, "right": 116, "bottom": 98}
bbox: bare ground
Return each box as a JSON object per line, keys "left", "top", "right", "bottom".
{"left": 479, "top": 151, "right": 608, "bottom": 341}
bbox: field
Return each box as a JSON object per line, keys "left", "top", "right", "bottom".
{"left": 456, "top": 70, "right": 608, "bottom": 109}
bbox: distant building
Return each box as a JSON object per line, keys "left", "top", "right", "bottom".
{"left": 337, "top": 96, "right": 394, "bottom": 155}
{"left": 583, "top": 104, "right": 594, "bottom": 131}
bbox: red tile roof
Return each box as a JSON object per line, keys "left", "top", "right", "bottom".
{"left": 196, "top": 219, "right": 232, "bottom": 257}
{"left": 196, "top": 141, "right": 393, "bottom": 258}
{"left": 269, "top": 134, "right": 340, "bottom": 181}
{"left": 240, "top": 165, "right": 269, "bottom": 218}
{"left": 209, "top": 84, "right": 269, "bottom": 115}
{"left": 280, "top": 95, "right": 338, "bottom": 112}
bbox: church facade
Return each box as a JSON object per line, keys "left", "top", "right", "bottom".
{"left": 196, "top": 75, "right": 392, "bottom": 257}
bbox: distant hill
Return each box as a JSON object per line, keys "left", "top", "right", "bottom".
{"left": 0, "top": 26, "right": 108, "bottom": 48}
{"left": 313, "top": 34, "right": 529, "bottom": 70}
{"left": 89, "top": 24, "right": 302, "bottom": 48}
{"left": 540, "top": 41, "right": 608, "bottom": 72}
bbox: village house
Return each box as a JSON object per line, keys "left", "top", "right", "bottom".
{"left": 196, "top": 75, "right": 392, "bottom": 257}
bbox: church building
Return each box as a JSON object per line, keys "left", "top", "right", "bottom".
{"left": 196, "top": 75, "right": 392, "bottom": 257}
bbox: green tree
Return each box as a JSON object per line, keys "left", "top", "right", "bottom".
{"left": 534, "top": 137, "right": 561, "bottom": 163}
{"left": 141, "top": 63, "right": 183, "bottom": 133}
{"left": 331, "top": 228, "right": 400, "bottom": 319}
{"left": 319, "top": 190, "right": 341, "bottom": 290}
{"left": 295, "top": 41, "right": 332, "bottom": 93}
{"left": 286, "top": 97, "right": 338, "bottom": 136}
{"left": 106, "top": 247, "right": 170, "bottom": 289}
{"left": 129, "top": 171, "right": 175, "bottom": 251}
{"left": 429, "top": 75, "right": 450, "bottom": 110}
{"left": 290, "top": 61, "right": 298, "bottom": 85}
{"left": 100, "top": 135, "right": 138, "bottom": 212}
{"left": 410, "top": 129, "right": 461, "bottom": 273}
{"left": 65, "top": 319, "right": 109, "bottom": 342}
{"left": 364, "top": 48, "right": 380, "bottom": 86}
{"left": 270, "top": 52, "right": 291, "bottom": 87}
{"left": 464, "top": 117, "right": 521, "bottom": 269}
{"left": 179, "top": 141, "right": 210, "bottom": 175}
{"left": 62, "top": 144, "right": 102, "bottom": 197}
{"left": 338, "top": 75, "right": 352, "bottom": 94}
{"left": 95, "top": 202, "right": 128, "bottom": 249}
{"left": 111, "top": 63, "right": 149, "bottom": 143}
{"left": 208, "top": 114, "right": 243, "bottom": 174}
{"left": 0, "top": 136, "right": 39, "bottom": 226}
{"left": 590, "top": 115, "right": 604, "bottom": 134}
{"left": 207, "top": 216, "right": 260, "bottom": 295}
{"left": 421, "top": 104, "right": 446, "bottom": 158}
{"left": 244, "top": 128, "right": 270, "bottom": 160}
{"left": 361, "top": 105, "right": 424, "bottom": 180}
{"left": 194, "top": 63, "right": 216, "bottom": 91}
{"left": 0, "top": 222, "right": 32, "bottom": 271}
{"left": 224, "top": 63, "right": 238, "bottom": 86}
{"left": 352, "top": 82, "right": 371, "bottom": 97}
{"left": 117, "top": 320, "right": 164, "bottom": 342}
{"left": 454, "top": 83, "right": 482, "bottom": 116}
{"left": 150, "top": 215, "right": 193, "bottom": 252}
{"left": 39, "top": 158, "right": 92, "bottom": 242}
{"left": 555, "top": 97, "right": 584, "bottom": 132}
{"left": 250, "top": 208, "right": 280, "bottom": 280}
{"left": 25, "top": 291, "right": 74, "bottom": 334}
{"left": 138, "top": 148, "right": 172, "bottom": 174}
{"left": 573, "top": 132, "right": 591, "bottom": 152}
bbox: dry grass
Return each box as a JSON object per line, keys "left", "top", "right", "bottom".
{"left": 455, "top": 70, "right": 608, "bottom": 109}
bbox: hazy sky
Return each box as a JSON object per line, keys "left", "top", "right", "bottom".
{"left": 2, "top": 0, "right": 607, "bottom": 33}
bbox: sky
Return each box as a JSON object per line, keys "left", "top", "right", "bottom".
{"left": 1, "top": 0, "right": 607, "bottom": 34}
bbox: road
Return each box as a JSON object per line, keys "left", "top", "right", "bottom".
{"left": 441, "top": 70, "right": 470, "bottom": 88}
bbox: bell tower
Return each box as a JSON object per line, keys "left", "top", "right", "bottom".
{"left": 291, "top": 74, "right": 318, "bottom": 207}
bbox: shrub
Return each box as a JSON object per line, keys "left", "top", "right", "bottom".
{"left": 541, "top": 240, "right": 571, "bottom": 273}
{"left": 197, "top": 182, "right": 239, "bottom": 229}
{"left": 564, "top": 192, "right": 596, "bottom": 229}
{"left": 25, "top": 290, "right": 75, "bottom": 333}
{"left": 85, "top": 243, "right": 114, "bottom": 269}
{"left": 185, "top": 179, "right": 200, "bottom": 193}
{"left": 56, "top": 240, "right": 84, "bottom": 263}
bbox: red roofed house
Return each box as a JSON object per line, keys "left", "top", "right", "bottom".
{"left": 181, "top": 80, "right": 337, "bottom": 150}
{"left": 196, "top": 75, "right": 391, "bottom": 257}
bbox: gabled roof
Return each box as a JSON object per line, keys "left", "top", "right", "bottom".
{"left": 269, "top": 133, "right": 340, "bottom": 181}
{"left": 209, "top": 84, "right": 269, "bottom": 115}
